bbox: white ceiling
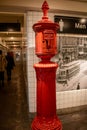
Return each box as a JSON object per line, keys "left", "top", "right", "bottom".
{"left": 69, "top": 0, "right": 87, "bottom": 2}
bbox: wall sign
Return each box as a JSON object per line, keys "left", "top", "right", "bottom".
{"left": 0, "top": 23, "right": 20, "bottom": 32}
{"left": 54, "top": 15, "right": 87, "bottom": 34}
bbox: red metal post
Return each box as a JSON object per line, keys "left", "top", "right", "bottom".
{"left": 31, "top": 1, "right": 62, "bottom": 130}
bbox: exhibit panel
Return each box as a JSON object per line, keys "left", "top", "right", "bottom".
{"left": 52, "top": 16, "right": 87, "bottom": 92}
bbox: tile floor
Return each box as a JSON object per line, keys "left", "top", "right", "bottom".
{"left": 0, "top": 62, "right": 87, "bottom": 130}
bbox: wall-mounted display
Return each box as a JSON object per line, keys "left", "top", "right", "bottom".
{"left": 52, "top": 36, "right": 87, "bottom": 92}
{"left": 53, "top": 15, "right": 87, "bottom": 92}
{"left": 54, "top": 15, "right": 87, "bottom": 34}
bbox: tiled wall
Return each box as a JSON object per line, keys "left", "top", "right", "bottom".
{"left": 26, "top": 11, "right": 42, "bottom": 112}
{"left": 56, "top": 89, "right": 87, "bottom": 109}
{"left": 26, "top": 11, "right": 87, "bottom": 113}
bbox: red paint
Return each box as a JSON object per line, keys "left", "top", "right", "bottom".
{"left": 32, "top": 1, "right": 62, "bottom": 130}
{"left": 33, "top": 1, "right": 59, "bottom": 60}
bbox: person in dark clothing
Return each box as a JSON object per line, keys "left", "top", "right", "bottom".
{"left": 6, "top": 52, "right": 15, "bottom": 81}
{"left": 77, "top": 83, "right": 80, "bottom": 90}
{"left": 0, "top": 50, "right": 7, "bottom": 87}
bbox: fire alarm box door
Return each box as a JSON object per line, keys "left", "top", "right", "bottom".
{"left": 43, "top": 30, "right": 55, "bottom": 54}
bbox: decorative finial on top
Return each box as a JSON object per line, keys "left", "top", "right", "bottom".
{"left": 42, "top": 1, "right": 49, "bottom": 19}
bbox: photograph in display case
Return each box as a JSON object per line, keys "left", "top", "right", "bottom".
{"left": 53, "top": 16, "right": 87, "bottom": 92}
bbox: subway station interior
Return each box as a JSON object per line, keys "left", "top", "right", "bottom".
{"left": 0, "top": 0, "right": 87, "bottom": 130}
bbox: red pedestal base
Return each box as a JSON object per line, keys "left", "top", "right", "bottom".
{"left": 32, "top": 116, "right": 62, "bottom": 130}
{"left": 31, "top": 63, "right": 62, "bottom": 130}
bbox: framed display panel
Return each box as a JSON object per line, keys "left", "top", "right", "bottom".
{"left": 52, "top": 15, "right": 87, "bottom": 92}
{"left": 54, "top": 15, "right": 87, "bottom": 35}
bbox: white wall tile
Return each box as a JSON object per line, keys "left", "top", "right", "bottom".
{"left": 56, "top": 89, "right": 87, "bottom": 109}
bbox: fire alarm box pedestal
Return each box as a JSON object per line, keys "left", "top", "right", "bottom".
{"left": 31, "top": 1, "right": 62, "bottom": 130}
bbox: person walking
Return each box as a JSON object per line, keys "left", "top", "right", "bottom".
{"left": 0, "top": 50, "right": 7, "bottom": 87}
{"left": 77, "top": 83, "right": 80, "bottom": 90}
{"left": 6, "top": 52, "right": 15, "bottom": 81}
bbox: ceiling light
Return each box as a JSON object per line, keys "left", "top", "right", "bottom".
{"left": 80, "top": 18, "right": 86, "bottom": 23}
{"left": 10, "top": 37, "right": 14, "bottom": 40}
